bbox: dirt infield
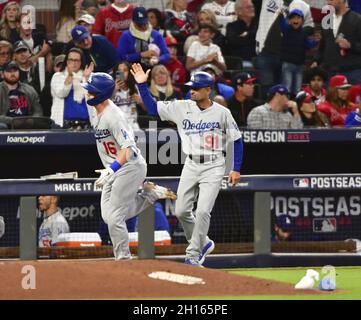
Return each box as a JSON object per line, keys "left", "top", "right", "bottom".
{"left": 0, "top": 259, "right": 319, "bottom": 299}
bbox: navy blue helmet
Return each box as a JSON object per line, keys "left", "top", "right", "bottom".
{"left": 185, "top": 71, "right": 214, "bottom": 88}
{"left": 82, "top": 72, "right": 115, "bottom": 106}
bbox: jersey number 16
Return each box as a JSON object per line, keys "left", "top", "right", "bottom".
{"left": 103, "top": 141, "right": 117, "bottom": 156}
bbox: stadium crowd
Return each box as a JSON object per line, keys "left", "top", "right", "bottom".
{"left": 0, "top": 0, "right": 361, "bottom": 130}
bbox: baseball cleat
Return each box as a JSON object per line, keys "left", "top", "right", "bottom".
{"left": 198, "top": 240, "right": 215, "bottom": 265}
{"left": 184, "top": 258, "right": 204, "bottom": 267}
{"left": 143, "top": 181, "right": 177, "bottom": 200}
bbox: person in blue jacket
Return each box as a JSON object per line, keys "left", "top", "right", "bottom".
{"left": 345, "top": 90, "right": 361, "bottom": 126}
{"left": 116, "top": 6, "right": 170, "bottom": 69}
{"left": 66, "top": 25, "right": 118, "bottom": 73}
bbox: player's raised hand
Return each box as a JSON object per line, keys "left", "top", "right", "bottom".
{"left": 130, "top": 63, "right": 150, "bottom": 84}
{"left": 228, "top": 171, "right": 241, "bottom": 187}
{"left": 83, "top": 62, "right": 94, "bottom": 80}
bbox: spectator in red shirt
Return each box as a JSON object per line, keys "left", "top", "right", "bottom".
{"left": 302, "top": 67, "right": 327, "bottom": 106}
{"left": 164, "top": 36, "right": 186, "bottom": 85}
{"left": 93, "top": 0, "right": 134, "bottom": 48}
{"left": 317, "top": 75, "right": 356, "bottom": 127}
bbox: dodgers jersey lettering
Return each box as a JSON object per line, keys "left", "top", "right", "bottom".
{"left": 93, "top": 101, "right": 140, "bottom": 168}
{"left": 157, "top": 100, "right": 242, "bottom": 156}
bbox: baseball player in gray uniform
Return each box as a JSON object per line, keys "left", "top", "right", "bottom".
{"left": 38, "top": 195, "right": 70, "bottom": 247}
{"left": 82, "top": 72, "right": 177, "bottom": 260}
{"left": 131, "top": 64, "right": 244, "bottom": 266}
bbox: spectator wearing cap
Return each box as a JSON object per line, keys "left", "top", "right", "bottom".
{"left": 312, "top": 0, "right": 361, "bottom": 84}
{"left": 226, "top": 0, "right": 258, "bottom": 67}
{"left": 184, "top": 64, "right": 234, "bottom": 103}
{"left": 317, "top": 75, "right": 356, "bottom": 127}
{"left": 247, "top": 84, "right": 303, "bottom": 129}
{"left": 345, "top": 90, "right": 361, "bottom": 127}
{"left": 67, "top": 25, "right": 118, "bottom": 73}
{"left": 12, "top": 40, "right": 34, "bottom": 83}
{"left": 186, "top": 23, "right": 226, "bottom": 76}
{"left": 295, "top": 91, "right": 330, "bottom": 127}
{"left": 54, "top": 54, "right": 66, "bottom": 73}
{"left": 164, "top": 36, "right": 187, "bottom": 85}
{"left": 0, "top": 61, "right": 42, "bottom": 129}
{"left": 227, "top": 72, "right": 261, "bottom": 127}
{"left": 77, "top": 14, "right": 95, "bottom": 33}
{"left": 255, "top": 0, "right": 314, "bottom": 88}
{"left": 92, "top": 0, "right": 134, "bottom": 48}
{"left": 302, "top": 67, "right": 327, "bottom": 106}
{"left": 279, "top": 9, "right": 317, "bottom": 97}
{"left": 116, "top": 7, "right": 170, "bottom": 68}
{"left": 272, "top": 214, "right": 294, "bottom": 242}
{"left": 0, "top": 40, "right": 12, "bottom": 82}
{"left": 12, "top": 40, "right": 54, "bottom": 115}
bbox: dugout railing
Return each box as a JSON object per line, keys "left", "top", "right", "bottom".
{"left": 1, "top": 174, "right": 361, "bottom": 267}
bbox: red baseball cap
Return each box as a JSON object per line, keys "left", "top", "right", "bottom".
{"left": 165, "top": 36, "right": 178, "bottom": 47}
{"left": 296, "top": 91, "right": 314, "bottom": 106}
{"left": 329, "top": 75, "right": 351, "bottom": 89}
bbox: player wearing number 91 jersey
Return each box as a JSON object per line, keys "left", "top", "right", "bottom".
{"left": 82, "top": 72, "right": 177, "bottom": 260}
{"left": 131, "top": 64, "right": 244, "bottom": 266}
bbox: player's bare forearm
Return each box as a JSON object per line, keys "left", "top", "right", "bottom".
{"left": 228, "top": 171, "right": 241, "bottom": 186}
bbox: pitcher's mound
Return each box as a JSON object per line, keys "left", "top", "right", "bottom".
{"left": 0, "top": 259, "right": 317, "bottom": 299}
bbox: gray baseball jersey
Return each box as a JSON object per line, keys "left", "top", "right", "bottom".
{"left": 93, "top": 101, "right": 142, "bottom": 168}
{"left": 157, "top": 100, "right": 242, "bottom": 156}
{"left": 93, "top": 100, "right": 150, "bottom": 260}
{"left": 157, "top": 99, "right": 241, "bottom": 263}
{"left": 38, "top": 210, "right": 70, "bottom": 247}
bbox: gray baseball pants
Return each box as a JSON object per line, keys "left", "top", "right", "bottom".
{"left": 100, "top": 158, "right": 151, "bottom": 260}
{"left": 175, "top": 156, "right": 225, "bottom": 260}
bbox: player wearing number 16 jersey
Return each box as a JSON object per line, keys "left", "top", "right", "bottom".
{"left": 131, "top": 64, "right": 244, "bottom": 266}
{"left": 82, "top": 72, "right": 177, "bottom": 260}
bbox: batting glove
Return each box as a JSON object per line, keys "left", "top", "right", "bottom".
{"left": 95, "top": 167, "right": 115, "bottom": 188}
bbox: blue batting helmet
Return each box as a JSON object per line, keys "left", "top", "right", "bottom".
{"left": 82, "top": 72, "right": 115, "bottom": 106}
{"left": 185, "top": 71, "right": 214, "bottom": 88}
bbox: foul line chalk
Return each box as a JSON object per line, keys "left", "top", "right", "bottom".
{"left": 148, "top": 271, "right": 205, "bottom": 285}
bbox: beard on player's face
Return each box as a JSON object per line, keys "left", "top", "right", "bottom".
{"left": 4, "top": 71, "right": 19, "bottom": 85}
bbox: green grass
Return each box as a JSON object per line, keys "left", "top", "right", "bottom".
{"left": 223, "top": 266, "right": 361, "bottom": 300}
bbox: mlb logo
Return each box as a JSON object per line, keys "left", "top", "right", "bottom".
{"left": 293, "top": 178, "right": 310, "bottom": 188}
{"left": 313, "top": 218, "right": 337, "bottom": 233}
